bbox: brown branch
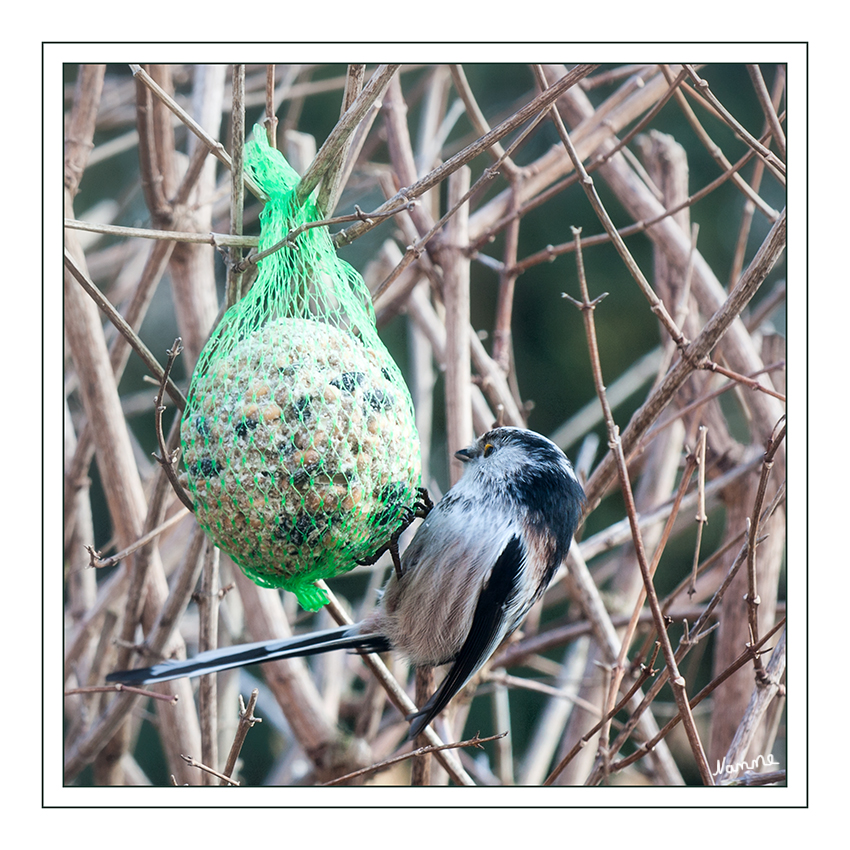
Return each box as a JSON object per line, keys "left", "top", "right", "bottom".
{"left": 296, "top": 64, "right": 400, "bottom": 205}
{"left": 64, "top": 218, "right": 258, "bottom": 248}
{"left": 234, "top": 199, "right": 417, "bottom": 274}
{"left": 660, "top": 64, "right": 783, "bottom": 215}
{"left": 335, "top": 64, "right": 599, "bottom": 248}
{"left": 317, "top": 63, "right": 366, "bottom": 216}
{"left": 608, "top": 619, "right": 785, "bottom": 777}
{"left": 719, "top": 628, "right": 786, "bottom": 783}
{"left": 641, "top": 360, "right": 786, "bottom": 446}
{"left": 220, "top": 690, "right": 263, "bottom": 785}
{"left": 566, "top": 226, "right": 713, "bottom": 785}
{"left": 64, "top": 525, "right": 208, "bottom": 783}
{"left": 443, "top": 166, "right": 474, "bottom": 479}
{"left": 152, "top": 339, "right": 194, "bottom": 511}
{"left": 582, "top": 207, "right": 786, "bottom": 515}
{"left": 65, "top": 683, "right": 179, "bottom": 704}
{"left": 729, "top": 68, "right": 785, "bottom": 286}
{"left": 130, "top": 63, "right": 267, "bottom": 202}
{"left": 698, "top": 358, "right": 786, "bottom": 402}
{"left": 465, "top": 69, "right": 704, "bottom": 260}
{"left": 225, "top": 64, "right": 246, "bottom": 309}
{"left": 64, "top": 65, "right": 105, "bottom": 196}
{"left": 411, "top": 668, "right": 435, "bottom": 785}
{"left": 85, "top": 507, "right": 190, "bottom": 568}
{"left": 449, "top": 64, "right": 521, "bottom": 176}
{"left": 180, "top": 754, "right": 240, "bottom": 786}
{"left": 197, "top": 543, "right": 221, "bottom": 784}
{"left": 533, "top": 64, "right": 688, "bottom": 351}
{"left": 688, "top": 426, "right": 709, "bottom": 597}
{"left": 492, "top": 183, "right": 521, "bottom": 374}
{"left": 509, "top": 126, "right": 780, "bottom": 278}
{"left": 746, "top": 64, "right": 786, "bottom": 162}
{"left": 544, "top": 643, "right": 661, "bottom": 785}
{"left": 63, "top": 249, "right": 187, "bottom": 410}
{"left": 323, "top": 732, "right": 508, "bottom": 786}
{"left": 683, "top": 65, "right": 785, "bottom": 178}
{"left": 594, "top": 445, "right": 698, "bottom": 763}
{"left": 263, "top": 65, "right": 279, "bottom": 146}
{"left": 745, "top": 417, "right": 787, "bottom": 683}
{"left": 372, "top": 85, "right": 561, "bottom": 304}
{"left": 588, "top": 483, "right": 786, "bottom": 784}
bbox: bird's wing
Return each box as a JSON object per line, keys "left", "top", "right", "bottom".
{"left": 406, "top": 533, "right": 526, "bottom": 739}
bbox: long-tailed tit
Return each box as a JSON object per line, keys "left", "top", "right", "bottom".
{"left": 108, "top": 427, "right": 586, "bottom": 739}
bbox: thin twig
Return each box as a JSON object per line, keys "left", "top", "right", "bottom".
{"left": 746, "top": 64, "right": 786, "bottom": 162}
{"left": 533, "top": 64, "right": 687, "bottom": 350}
{"left": 64, "top": 683, "right": 179, "bottom": 704}
{"left": 509, "top": 117, "right": 783, "bottom": 278}
{"left": 698, "top": 358, "right": 786, "bottom": 402}
{"left": 719, "top": 628, "right": 786, "bottom": 784}
{"left": 130, "top": 63, "right": 267, "bottom": 201}
{"left": 263, "top": 65, "right": 278, "bottom": 147}
{"left": 180, "top": 754, "right": 240, "bottom": 786}
{"left": 63, "top": 249, "right": 187, "bottom": 410}
{"left": 233, "top": 199, "right": 416, "bottom": 274}
{"left": 317, "top": 63, "right": 366, "bottom": 216}
{"left": 225, "top": 64, "right": 246, "bottom": 309}
{"left": 465, "top": 69, "right": 733, "bottom": 260}
{"left": 449, "top": 64, "right": 520, "bottom": 177}
{"left": 335, "top": 64, "right": 598, "bottom": 248}
{"left": 745, "top": 417, "right": 787, "bottom": 683}
{"left": 582, "top": 207, "right": 786, "bottom": 515}
{"left": 608, "top": 619, "right": 785, "bottom": 776}
{"left": 660, "top": 64, "right": 783, "bottom": 214}
{"left": 641, "top": 361, "right": 786, "bottom": 445}
{"left": 688, "top": 426, "right": 709, "bottom": 597}
{"left": 594, "top": 446, "right": 697, "bottom": 764}
{"left": 591, "top": 486, "right": 786, "bottom": 783}
{"left": 323, "top": 732, "right": 508, "bottom": 786}
{"left": 86, "top": 506, "right": 190, "bottom": 568}
{"left": 566, "top": 226, "right": 713, "bottom": 785}
{"left": 493, "top": 64, "right": 692, "bottom": 256}
{"left": 296, "top": 64, "right": 400, "bottom": 205}
{"left": 683, "top": 65, "right": 785, "bottom": 178}
{"left": 152, "top": 339, "right": 194, "bottom": 511}
{"left": 64, "top": 217, "right": 258, "bottom": 247}
{"left": 373, "top": 86, "right": 561, "bottom": 303}
{"left": 544, "top": 643, "right": 660, "bottom": 785}
{"left": 729, "top": 68, "right": 785, "bottom": 286}
{"left": 220, "top": 690, "right": 263, "bottom": 785}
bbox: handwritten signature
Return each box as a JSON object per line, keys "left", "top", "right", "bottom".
{"left": 712, "top": 752, "right": 780, "bottom": 777}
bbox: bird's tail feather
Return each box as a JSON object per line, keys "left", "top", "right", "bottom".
{"left": 106, "top": 625, "right": 390, "bottom": 685}
{"left": 406, "top": 670, "right": 464, "bottom": 740}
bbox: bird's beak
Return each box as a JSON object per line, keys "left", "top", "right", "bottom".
{"left": 455, "top": 447, "right": 473, "bottom": 462}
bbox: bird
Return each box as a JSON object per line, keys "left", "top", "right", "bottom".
{"left": 108, "top": 427, "right": 586, "bottom": 740}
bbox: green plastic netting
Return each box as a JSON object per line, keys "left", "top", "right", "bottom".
{"left": 180, "top": 126, "right": 421, "bottom": 611}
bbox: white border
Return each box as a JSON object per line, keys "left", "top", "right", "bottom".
{"left": 45, "top": 42, "right": 807, "bottom": 813}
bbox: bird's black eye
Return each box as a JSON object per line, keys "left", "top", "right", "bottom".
{"left": 483, "top": 442, "right": 495, "bottom": 457}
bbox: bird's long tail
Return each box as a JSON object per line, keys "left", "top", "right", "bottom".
{"left": 106, "top": 625, "right": 390, "bottom": 685}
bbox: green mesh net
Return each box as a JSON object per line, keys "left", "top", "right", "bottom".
{"left": 180, "top": 126, "right": 422, "bottom": 611}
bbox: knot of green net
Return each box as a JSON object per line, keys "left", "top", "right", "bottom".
{"left": 180, "top": 126, "right": 421, "bottom": 611}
